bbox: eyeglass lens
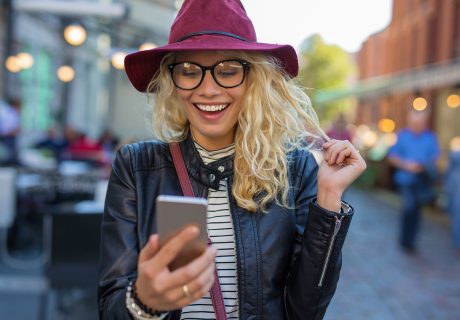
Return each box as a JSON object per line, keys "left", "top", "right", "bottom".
{"left": 171, "top": 60, "right": 245, "bottom": 90}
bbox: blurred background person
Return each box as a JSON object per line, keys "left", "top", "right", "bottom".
{"left": 0, "top": 98, "right": 21, "bottom": 165}
{"left": 326, "top": 113, "right": 353, "bottom": 142}
{"left": 34, "top": 126, "right": 70, "bottom": 163}
{"left": 98, "top": 129, "right": 119, "bottom": 164}
{"left": 65, "top": 131, "right": 107, "bottom": 166}
{"left": 387, "top": 109, "right": 440, "bottom": 253}
{"left": 445, "top": 148, "right": 460, "bottom": 256}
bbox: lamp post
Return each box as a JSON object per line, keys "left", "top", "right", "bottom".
{"left": 1, "top": 0, "right": 14, "bottom": 100}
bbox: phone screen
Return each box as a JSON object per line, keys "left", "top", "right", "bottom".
{"left": 156, "top": 195, "right": 208, "bottom": 270}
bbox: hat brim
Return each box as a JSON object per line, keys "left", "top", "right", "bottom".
{"left": 124, "top": 35, "right": 298, "bottom": 92}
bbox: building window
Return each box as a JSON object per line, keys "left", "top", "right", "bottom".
{"left": 426, "top": 16, "right": 438, "bottom": 64}
{"left": 453, "top": 1, "right": 460, "bottom": 58}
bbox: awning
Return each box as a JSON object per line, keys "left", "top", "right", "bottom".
{"left": 316, "top": 58, "right": 460, "bottom": 104}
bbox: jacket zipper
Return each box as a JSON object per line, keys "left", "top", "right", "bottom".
{"left": 224, "top": 178, "right": 244, "bottom": 320}
{"left": 317, "top": 215, "right": 343, "bottom": 288}
{"left": 283, "top": 286, "right": 290, "bottom": 319}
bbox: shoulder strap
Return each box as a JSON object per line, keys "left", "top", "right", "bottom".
{"left": 169, "top": 142, "right": 195, "bottom": 197}
{"left": 168, "top": 142, "right": 228, "bottom": 320}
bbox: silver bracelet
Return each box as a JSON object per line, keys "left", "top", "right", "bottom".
{"left": 125, "top": 281, "right": 169, "bottom": 320}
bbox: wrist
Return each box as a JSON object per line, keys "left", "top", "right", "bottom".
{"left": 126, "top": 281, "right": 168, "bottom": 320}
{"left": 317, "top": 188, "right": 342, "bottom": 212}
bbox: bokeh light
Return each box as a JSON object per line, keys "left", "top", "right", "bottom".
{"left": 5, "top": 56, "right": 21, "bottom": 73}
{"left": 57, "top": 65, "right": 75, "bottom": 82}
{"left": 139, "top": 42, "right": 157, "bottom": 51}
{"left": 64, "top": 24, "right": 87, "bottom": 46}
{"left": 450, "top": 136, "right": 460, "bottom": 152}
{"left": 16, "top": 52, "right": 34, "bottom": 70}
{"left": 111, "top": 52, "right": 127, "bottom": 70}
{"left": 447, "top": 94, "right": 460, "bottom": 109}
{"left": 378, "top": 118, "right": 396, "bottom": 133}
{"left": 362, "top": 130, "right": 378, "bottom": 148}
{"left": 413, "top": 97, "right": 427, "bottom": 111}
{"left": 382, "top": 133, "right": 398, "bottom": 147}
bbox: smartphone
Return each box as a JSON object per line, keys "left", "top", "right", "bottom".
{"left": 156, "top": 195, "right": 208, "bottom": 270}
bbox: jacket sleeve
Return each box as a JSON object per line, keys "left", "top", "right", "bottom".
{"left": 284, "top": 150, "right": 354, "bottom": 320}
{"left": 98, "top": 145, "right": 140, "bottom": 319}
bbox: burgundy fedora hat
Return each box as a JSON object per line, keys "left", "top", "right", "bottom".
{"left": 124, "top": 0, "right": 298, "bottom": 92}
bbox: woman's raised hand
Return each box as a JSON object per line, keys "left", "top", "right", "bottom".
{"left": 134, "top": 226, "right": 217, "bottom": 311}
{"left": 317, "top": 139, "right": 367, "bottom": 212}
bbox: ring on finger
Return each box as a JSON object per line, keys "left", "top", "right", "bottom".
{"left": 182, "top": 284, "right": 192, "bottom": 299}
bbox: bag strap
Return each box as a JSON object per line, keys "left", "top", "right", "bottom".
{"left": 169, "top": 142, "right": 228, "bottom": 320}
{"left": 169, "top": 142, "right": 195, "bottom": 197}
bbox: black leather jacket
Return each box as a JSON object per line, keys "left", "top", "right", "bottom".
{"left": 98, "top": 133, "right": 354, "bottom": 320}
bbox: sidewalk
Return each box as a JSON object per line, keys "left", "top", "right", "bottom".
{"left": 325, "top": 188, "right": 460, "bottom": 320}
{"left": 1, "top": 187, "right": 459, "bottom": 319}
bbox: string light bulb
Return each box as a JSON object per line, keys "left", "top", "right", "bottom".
{"left": 64, "top": 24, "right": 87, "bottom": 46}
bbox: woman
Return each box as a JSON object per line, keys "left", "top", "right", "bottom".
{"left": 98, "top": 0, "right": 366, "bottom": 319}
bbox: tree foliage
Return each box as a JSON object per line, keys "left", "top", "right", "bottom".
{"left": 297, "top": 34, "right": 356, "bottom": 122}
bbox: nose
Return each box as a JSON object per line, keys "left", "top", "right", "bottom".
{"left": 196, "top": 70, "right": 221, "bottom": 96}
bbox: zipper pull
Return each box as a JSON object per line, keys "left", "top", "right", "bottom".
{"left": 333, "top": 216, "right": 343, "bottom": 238}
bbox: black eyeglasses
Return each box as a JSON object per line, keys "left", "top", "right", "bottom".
{"left": 168, "top": 59, "right": 250, "bottom": 90}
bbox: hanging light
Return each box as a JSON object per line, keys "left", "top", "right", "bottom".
{"left": 139, "top": 42, "right": 157, "bottom": 51}
{"left": 5, "top": 56, "right": 21, "bottom": 73}
{"left": 111, "top": 51, "right": 127, "bottom": 70}
{"left": 447, "top": 94, "right": 460, "bottom": 109}
{"left": 16, "top": 52, "right": 34, "bottom": 70}
{"left": 378, "top": 118, "right": 396, "bottom": 133}
{"left": 57, "top": 65, "right": 75, "bottom": 82}
{"left": 412, "top": 97, "right": 427, "bottom": 111}
{"left": 64, "top": 24, "right": 87, "bottom": 46}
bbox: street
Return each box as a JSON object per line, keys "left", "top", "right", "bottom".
{"left": 325, "top": 188, "right": 460, "bottom": 320}
{"left": 1, "top": 187, "right": 459, "bottom": 319}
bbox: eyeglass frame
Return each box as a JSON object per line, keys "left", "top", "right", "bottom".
{"left": 167, "top": 59, "right": 251, "bottom": 90}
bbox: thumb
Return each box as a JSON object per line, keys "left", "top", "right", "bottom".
{"left": 139, "top": 234, "right": 160, "bottom": 263}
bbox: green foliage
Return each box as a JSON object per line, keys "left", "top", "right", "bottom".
{"left": 297, "top": 34, "right": 356, "bottom": 122}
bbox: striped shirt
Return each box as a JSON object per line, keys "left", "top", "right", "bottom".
{"left": 180, "top": 142, "right": 239, "bottom": 320}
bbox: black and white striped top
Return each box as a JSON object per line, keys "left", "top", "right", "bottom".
{"left": 180, "top": 142, "right": 239, "bottom": 320}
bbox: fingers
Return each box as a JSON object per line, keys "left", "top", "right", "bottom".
{"left": 323, "top": 141, "right": 348, "bottom": 165}
{"left": 323, "top": 139, "right": 365, "bottom": 169}
{"left": 323, "top": 140, "right": 352, "bottom": 165}
{"left": 176, "top": 263, "right": 216, "bottom": 305}
{"left": 335, "top": 148, "right": 352, "bottom": 165}
{"left": 148, "top": 225, "right": 201, "bottom": 274}
{"left": 142, "top": 248, "right": 217, "bottom": 309}
{"left": 139, "top": 234, "right": 160, "bottom": 263}
{"left": 160, "top": 245, "right": 217, "bottom": 292}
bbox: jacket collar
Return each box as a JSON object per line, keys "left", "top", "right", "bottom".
{"left": 179, "top": 131, "right": 235, "bottom": 190}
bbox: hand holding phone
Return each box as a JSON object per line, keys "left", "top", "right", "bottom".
{"left": 135, "top": 229, "right": 217, "bottom": 311}
{"left": 156, "top": 195, "right": 208, "bottom": 270}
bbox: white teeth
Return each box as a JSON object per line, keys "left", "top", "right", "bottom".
{"left": 196, "top": 104, "right": 228, "bottom": 112}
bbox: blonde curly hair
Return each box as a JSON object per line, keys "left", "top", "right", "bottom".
{"left": 147, "top": 51, "right": 327, "bottom": 212}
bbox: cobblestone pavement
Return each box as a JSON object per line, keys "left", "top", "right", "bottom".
{"left": 325, "top": 188, "right": 460, "bottom": 320}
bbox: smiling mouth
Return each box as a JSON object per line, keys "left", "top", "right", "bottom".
{"left": 194, "top": 104, "right": 229, "bottom": 112}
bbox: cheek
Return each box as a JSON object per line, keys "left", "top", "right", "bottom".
{"left": 175, "top": 92, "right": 193, "bottom": 112}
{"left": 232, "top": 94, "right": 245, "bottom": 117}
{"left": 176, "top": 90, "right": 190, "bottom": 104}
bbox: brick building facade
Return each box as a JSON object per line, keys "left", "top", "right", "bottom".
{"left": 356, "top": 0, "right": 460, "bottom": 166}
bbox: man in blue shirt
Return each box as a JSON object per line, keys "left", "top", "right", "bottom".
{"left": 388, "top": 110, "right": 440, "bottom": 253}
